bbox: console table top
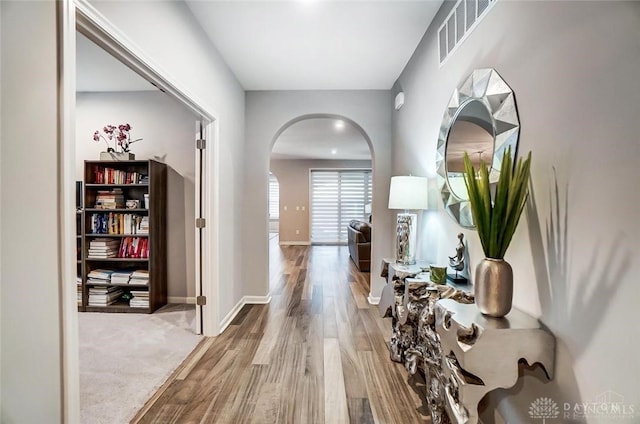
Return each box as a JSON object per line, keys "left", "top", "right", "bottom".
{"left": 437, "top": 298, "right": 545, "bottom": 331}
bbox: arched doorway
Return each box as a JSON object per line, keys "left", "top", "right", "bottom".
{"left": 268, "top": 114, "right": 374, "bottom": 290}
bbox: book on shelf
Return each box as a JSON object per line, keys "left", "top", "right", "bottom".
{"left": 129, "top": 289, "right": 150, "bottom": 307}
{"left": 130, "top": 269, "right": 149, "bottom": 285}
{"left": 111, "top": 270, "right": 133, "bottom": 285}
{"left": 87, "top": 252, "right": 117, "bottom": 259}
{"left": 89, "top": 238, "right": 120, "bottom": 246}
{"left": 91, "top": 165, "right": 147, "bottom": 185}
{"left": 89, "top": 213, "right": 147, "bottom": 235}
{"left": 88, "top": 286, "right": 124, "bottom": 306}
{"left": 94, "top": 189, "right": 125, "bottom": 209}
{"left": 118, "top": 237, "right": 149, "bottom": 259}
{"left": 87, "top": 269, "right": 114, "bottom": 282}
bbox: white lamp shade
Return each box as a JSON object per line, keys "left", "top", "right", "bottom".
{"left": 388, "top": 176, "right": 429, "bottom": 210}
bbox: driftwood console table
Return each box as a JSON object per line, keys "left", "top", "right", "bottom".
{"left": 378, "top": 260, "right": 555, "bottom": 424}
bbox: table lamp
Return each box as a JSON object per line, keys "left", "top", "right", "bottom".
{"left": 388, "top": 176, "right": 429, "bottom": 265}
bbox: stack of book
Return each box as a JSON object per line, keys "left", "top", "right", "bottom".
{"left": 88, "top": 286, "right": 124, "bottom": 306}
{"left": 88, "top": 239, "right": 120, "bottom": 259}
{"left": 111, "top": 270, "right": 132, "bottom": 285}
{"left": 95, "top": 189, "right": 124, "bottom": 209}
{"left": 87, "top": 268, "right": 114, "bottom": 284}
{"left": 77, "top": 276, "right": 83, "bottom": 306}
{"left": 136, "top": 216, "right": 149, "bottom": 234}
{"left": 130, "top": 269, "right": 149, "bottom": 285}
{"left": 129, "top": 290, "right": 149, "bottom": 308}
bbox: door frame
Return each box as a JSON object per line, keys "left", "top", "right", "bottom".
{"left": 60, "top": 0, "right": 221, "bottom": 419}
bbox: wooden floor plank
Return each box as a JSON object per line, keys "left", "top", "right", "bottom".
{"left": 323, "top": 338, "right": 349, "bottom": 424}
{"left": 133, "top": 243, "right": 431, "bottom": 424}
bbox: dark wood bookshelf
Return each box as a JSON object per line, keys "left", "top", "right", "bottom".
{"left": 80, "top": 160, "right": 167, "bottom": 314}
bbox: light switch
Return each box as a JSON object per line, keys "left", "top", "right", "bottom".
{"left": 284, "top": 205, "right": 287, "bottom": 211}
{"left": 296, "top": 206, "right": 300, "bottom": 211}
{"left": 302, "top": 206, "right": 305, "bottom": 211}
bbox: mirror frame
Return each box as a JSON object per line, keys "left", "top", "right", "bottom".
{"left": 436, "top": 68, "right": 520, "bottom": 228}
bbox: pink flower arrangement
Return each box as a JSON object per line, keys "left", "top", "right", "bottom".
{"left": 93, "top": 123, "right": 142, "bottom": 153}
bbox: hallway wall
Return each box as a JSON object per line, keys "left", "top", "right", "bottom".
{"left": 91, "top": 0, "right": 247, "bottom": 331}
{"left": 392, "top": 0, "right": 640, "bottom": 416}
{"left": 245, "top": 91, "right": 393, "bottom": 302}
{"left": 1, "top": 2, "right": 63, "bottom": 421}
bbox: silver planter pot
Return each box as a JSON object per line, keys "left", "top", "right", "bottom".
{"left": 474, "top": 258, "right": 513, "bottom": 318}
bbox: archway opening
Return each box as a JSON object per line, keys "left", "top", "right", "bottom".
{"left": 268, "top": 114, "right": 374, "bottom": 291}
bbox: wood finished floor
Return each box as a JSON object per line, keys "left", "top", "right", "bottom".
{"left": 133, "top": 241, "right": 430, "bottom": 423}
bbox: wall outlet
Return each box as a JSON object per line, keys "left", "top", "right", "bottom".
{"left": 302, "top": 206, "right": 305, "bottom": 211}
{"left": 284, "top": 205, "right": 287, "bottom": 211}
{"left": 295, "top": 230, "right": 300, "bottom": 234}
{"left": 296, "top": 206, "right": 300, "bottom": 211}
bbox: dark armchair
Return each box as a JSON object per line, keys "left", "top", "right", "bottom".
{"left": 347, "top": 220, "right": 371, "bottom": 272}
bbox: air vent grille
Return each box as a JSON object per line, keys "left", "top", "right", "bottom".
{"left": 438, "top": 0, "right": 497, "bottom": 65}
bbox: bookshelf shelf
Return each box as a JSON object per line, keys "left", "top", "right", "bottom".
{"left": 85, "top": 208, "right": 149, "bottom": 213}
{"left": 85, "top": 184, "right": 149, "bottom": 188}
{"left": 85, "top": 305, "right": 151, "bottom": 314}
{"left": 86, "top": 233, "right": 150, "bottom": 238}
{"left": 80, "top": 160, "right": 167, "bottom": 314}
{"left": 85, "top": 258, "right": 150, "bottom": 262}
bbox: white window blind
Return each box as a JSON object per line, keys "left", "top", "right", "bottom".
{"left": 269, "top": 174, "right": 279, "bottom": 219}
{"left": 311, "top": 170, "right": 372, "bottom": 244}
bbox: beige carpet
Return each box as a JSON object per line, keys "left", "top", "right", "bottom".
{"left": 79, "top": 304, "right": 202, "bottom": 424}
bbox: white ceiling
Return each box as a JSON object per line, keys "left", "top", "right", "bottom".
{"left": 77, "top": 1, "right": 443, "bottom": 159}
{"left": 271, "top": 118, "right": 371, "bottom": 160}
{"left": 185, "top": 0, "right": 442, "bottom": 90}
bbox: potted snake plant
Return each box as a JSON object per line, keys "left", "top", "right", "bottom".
{"left": 462, "top": 146, "right": 532, "bottom": 317}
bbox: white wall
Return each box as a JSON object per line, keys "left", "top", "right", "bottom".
{"left": 1, "top": 1, "right": 63, "bottom": 421}
{"left": 76, "top": 91, "right": 197, "bottom": 299}
{"left": 90, "top": 1, "right": 246, "bottom": 326}
{"left": 393, "top": 0, "right": 640, "bottom": 416}
{"left": 270, "top": 159, "right": 372, "bottom": 244}
{"left": 245, "top": 91, "right": 393, "bottom": 302}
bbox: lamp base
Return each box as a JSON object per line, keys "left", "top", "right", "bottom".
{"left": 395, "top": 213, "right": 417, "bottom": 265}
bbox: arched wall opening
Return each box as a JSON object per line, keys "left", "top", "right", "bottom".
{"left": 243, "top": 90, "right": 394, "bottom": 307}
{"left": 268, "top": 113, "right": 375, "bottom": 291}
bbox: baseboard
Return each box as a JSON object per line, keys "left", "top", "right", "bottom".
{"left": 218, "top": 295, "right": 272, "bottom": 333}
{"left": 367, "top": 295, "right": 381, "bottom": 305}
{"left": 167, "top": 296, "right": 196, "bottom": 304}
{"left": 219, "top": 298, "right": 246, "bottom": 334}
{"left": 279, "top": 241, "right": 311, "bottom": 246}
{"left": 243, "top": 295, "right": 272, "bottom": 304}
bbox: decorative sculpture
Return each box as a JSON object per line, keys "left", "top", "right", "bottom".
{"left": 447, "top": 233, "right": 468, "bottom": 284}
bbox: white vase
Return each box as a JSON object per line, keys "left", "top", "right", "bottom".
{"left": 100, "top": 151, "right": 135, "bottom": 161}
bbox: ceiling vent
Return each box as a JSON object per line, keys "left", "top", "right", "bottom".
{"left": 438, "top": 0, "right": 497, "bottom": 65}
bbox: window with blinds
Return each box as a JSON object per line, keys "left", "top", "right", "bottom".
{"left": 310, "top": 170, "right": 372, "bottom": 244}
{"left": 269, "top": 174, "right": 279, "bottom": 219}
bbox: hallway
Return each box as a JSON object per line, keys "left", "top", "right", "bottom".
{"left": 134, "top": 244, "right": 430, "bottom": 423}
